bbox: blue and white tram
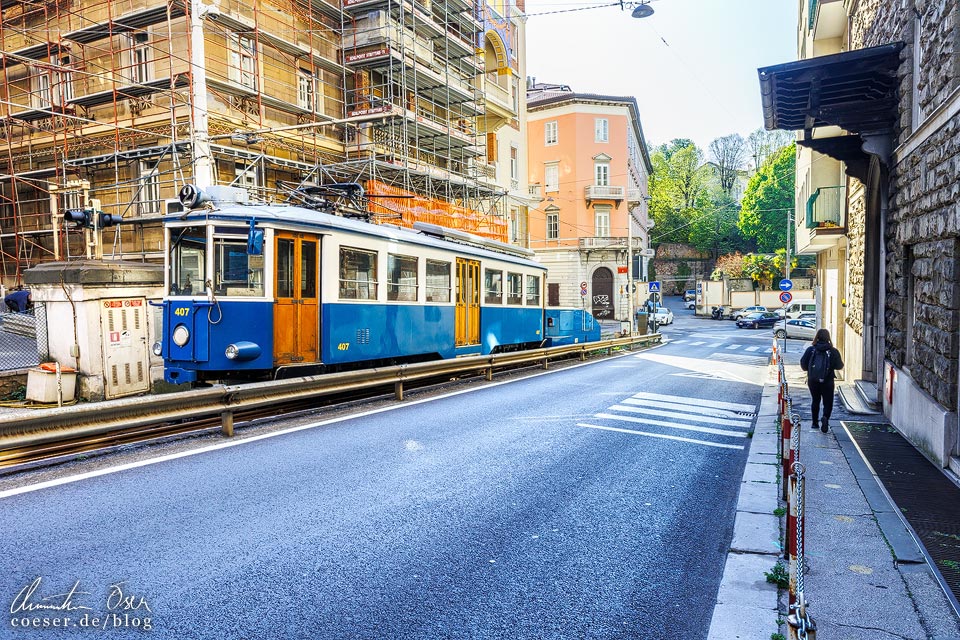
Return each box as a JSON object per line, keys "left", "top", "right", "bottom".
{"left": 155, "top": 187, "right": 599, "bottom": 384}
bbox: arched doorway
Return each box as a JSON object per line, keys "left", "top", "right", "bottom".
{"left": 591, "top": 267, "right": 614, "bottom": 319}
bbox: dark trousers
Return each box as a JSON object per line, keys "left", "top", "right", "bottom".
{"left": 808, "top": 379, "right": 836, "bottom": 423}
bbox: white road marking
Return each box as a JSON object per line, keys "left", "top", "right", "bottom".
{"left": 671, "top": 339, "right": 687, "bottom": 344}
{"left": 708, "top": 343, "right": 722, "bottom": 347}
{"left": 609, "top": 404, "right": 751, "bottom": 428}
{"left": 708, "top": 353, "right": 769, "bottom": 366}
{"left": 620, "top": 398, "right": 754, "bottom": 422}
{"left": 594, "top": 412, "right": 747, "bottom": 438}
{"left": 745, "top": 346, "right": 760, "bottom": 352}
{"left": 690, "top": 341, "right": 706, "bottom": 346}
{"left": 726, "top": 344, "right": 742, "bottom": 350}
{"left": 630, "top": 391, "right": 756, "bottom": 413}
{"left": 578, "top": 423, "right": 744, "bottom": 450}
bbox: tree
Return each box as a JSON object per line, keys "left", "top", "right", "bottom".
{"left": 746, "top": 128, "right": 794, "bottom": 171}
{"left": 738, "top": 143, "right": 796, "bottom": 253}
{"left": 648, "top": 139, "right": 712, "bottom": 244}
{"left": 708, "top": 134, "right": 747, "bottom": 196}
{"left": 688, "top": 198, "right": 742, "bottom": 259}
{"left": 711, "top": 251, "right": 746, "bottom": 280}
{"left": 742, "top": 253, "right": 777, "bottom": 288}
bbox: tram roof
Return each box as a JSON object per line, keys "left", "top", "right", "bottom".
{"left": 165, "top": 202, "right": 545, "bottom": 270}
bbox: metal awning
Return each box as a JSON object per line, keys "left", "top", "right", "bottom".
{"left": 758, "top": 42, "right": 904, "bottom": 134}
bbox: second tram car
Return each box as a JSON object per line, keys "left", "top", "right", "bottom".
{"left": 155, "top": 187, "right": 600, "bottom": 383}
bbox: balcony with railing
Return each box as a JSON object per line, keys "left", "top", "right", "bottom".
{"left": 627, "top": 188, "right": 643, "bottom": 204}
{"left": 804, "top": 184, "right": 845, "bottom": 250}
{"left": 808, "top": 0, "right": 845, "bottom": 41}
{"left": 578, "top": 236, "right": 643, "bottom": 250}
{"left": 584, "top": 185, "right": 625, "bottom": 202}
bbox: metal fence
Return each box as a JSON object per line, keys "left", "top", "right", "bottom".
{"left": 0, "top": 302, "right": 46, "bottom": 372}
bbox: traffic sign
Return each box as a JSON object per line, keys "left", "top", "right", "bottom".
{"left": 648, "top": 281, "right": 661, "bottom": 293}
{"left": 580, "top": 281, "right": 587, "bottom": 289}
{"left": 779, "top": 291, "right": 793, "bottom": 304}
{"left": 779, "top": 278, "right": 794, "bottom": 291}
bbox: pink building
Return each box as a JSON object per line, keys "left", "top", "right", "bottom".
{"left": 526, "top": 81, "right": 653, "bottom": 322}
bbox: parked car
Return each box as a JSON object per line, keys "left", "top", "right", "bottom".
{"left": 684, "top": 299, "right": 696, "bottom": 310}
{"left": 732, "top": 305, "right": 767, "bottom": 320}
{"left": 653, "top": 306, "right": 674, "bottom": 325}
{"left": 683, "top": 289, "right": 696, "bottom": 302}
{"left": 774, "top": 318, "right": 817, "bottom": 340}
{"left": 736, "top": 311, "right": 779, "bottom": 329}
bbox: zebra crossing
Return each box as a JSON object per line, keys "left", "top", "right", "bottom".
{"left": 577, "top": 391, "right": 757, "bottom": 451}
{"left": 666, "top": 337, "right": 773, "bottom": 355}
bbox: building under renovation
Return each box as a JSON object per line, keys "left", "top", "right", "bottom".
{"left": 0, "top": 0, "right": 532, "bottom": 285}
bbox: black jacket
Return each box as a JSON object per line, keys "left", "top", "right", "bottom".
{"left": 800, "top": 342, "right": 844, "bottom": 382}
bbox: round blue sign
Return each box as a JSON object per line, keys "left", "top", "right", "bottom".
{"left": 779, "top": 278, "right": 793, "bottom": 291}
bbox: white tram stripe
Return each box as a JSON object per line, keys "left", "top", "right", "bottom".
{"left": 618, "top": 399, "right": 754, "bottom": 425}
{"left": 578, "top": 423, "right": 744, "bottom": 450}
{"left": 630, "top": 391, "right": 756, "bottom": 413}
{"left": 594, "top": 413, "right": 747, "bottom": 438}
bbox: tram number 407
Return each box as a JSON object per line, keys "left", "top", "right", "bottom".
{"left": 337, "top": 343, "right": 350, "bottom": 351}
{"left": 173, "top": 308, "right": 190, "bottom": 317}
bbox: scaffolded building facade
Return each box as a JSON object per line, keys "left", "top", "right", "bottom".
{"left": 0, "top": 0, "right": 529, "bottom": 285}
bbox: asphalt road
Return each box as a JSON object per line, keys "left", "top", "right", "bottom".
{"left": 1, "top": 307, "right": 773, "bottom": 640}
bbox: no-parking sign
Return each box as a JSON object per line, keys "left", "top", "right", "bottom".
{"left": 779, "top": 291, "right": 793, "bottom": 304}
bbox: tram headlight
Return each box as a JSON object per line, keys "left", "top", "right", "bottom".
{"left": 225, "top": 341, "right": 261, "bottom": 361}
{"left": 152, "top": 341, "right": 163, "bottom": 356}
{"left": 172, "top": 324, "right": 190, "bottom": 347}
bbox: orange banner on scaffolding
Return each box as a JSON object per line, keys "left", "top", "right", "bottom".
{"left": 365, "top": 180, "right": 507, "bottom": 244}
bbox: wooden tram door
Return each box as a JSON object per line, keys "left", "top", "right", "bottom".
{"left": 455, "top": 258, "right": 480, "bottom": 346}
{"left": 274, "top": 233, "right": 319, "bottom": 364}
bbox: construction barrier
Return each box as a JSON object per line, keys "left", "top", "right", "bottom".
{"left": 773, "top": 346, "right": 817, "bottom": 639}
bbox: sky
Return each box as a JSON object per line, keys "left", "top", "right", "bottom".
{"left": 523, "top": 0, "right": 797, "bottom": 153}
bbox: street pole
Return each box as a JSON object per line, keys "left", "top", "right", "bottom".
{"left": 627, "top": 210, "right": 634, "bottom": 333}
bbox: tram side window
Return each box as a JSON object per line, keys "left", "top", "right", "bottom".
{"left": 340, "top": 247, "right": 378, "bottom": 300}
{"left": 387, "top": 253, "right": 418, "bottom": 302}
{"left": 506, "top": 272, "right": 523, "bottom": 305}
{"left": 169, "top": 225, "right": 206, "bottom": 295}
{"left": 526, "top": 275, "right": 541, "bottom": 306}
{"left": 214, "top": 238, "right": 264, "bottom": 296}
{"left": 425, "top": 259, "right": 451, "bottom": 302}
{"left": 484, "top": 269, "right": 502, "bottom": 304}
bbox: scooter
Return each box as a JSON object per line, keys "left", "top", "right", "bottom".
{"left": 711, "top": 305, "right": 724, "bottom": 320}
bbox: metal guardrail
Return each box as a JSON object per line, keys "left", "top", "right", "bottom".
{"left": 0, "top": 333, "right": 661, "bottom": 450}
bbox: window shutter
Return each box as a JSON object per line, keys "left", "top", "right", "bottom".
{"left": 487, "top": 132, "right": 497, "bottom": 162}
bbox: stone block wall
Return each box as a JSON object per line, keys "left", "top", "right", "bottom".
{"left": 851, "top": 0, "right": 960, "bottom": 411}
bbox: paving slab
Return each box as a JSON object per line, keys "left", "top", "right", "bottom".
{"left": 731, "top": 511, "right": 781, "bottom": 555}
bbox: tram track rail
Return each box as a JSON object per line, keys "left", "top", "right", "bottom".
{"left": 1, "top": 335, "right": 660, "bottom": 471}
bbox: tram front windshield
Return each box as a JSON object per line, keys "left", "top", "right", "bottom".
{"left": 169, "top": 226, "right": 206, "bottom": 296}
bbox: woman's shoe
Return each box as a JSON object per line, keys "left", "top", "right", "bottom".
{"left": 820, "top": 418, "right": 829, "bottom": 433}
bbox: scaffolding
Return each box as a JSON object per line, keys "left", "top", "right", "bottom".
{"left": 0, "top": 0, "right": 512, "bottom": 284}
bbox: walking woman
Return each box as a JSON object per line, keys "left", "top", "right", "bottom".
{"left": 799, "top": 328, "right": 844, "bottom": 433}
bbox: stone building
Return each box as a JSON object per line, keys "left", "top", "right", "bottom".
{"left": 759, "top": 0, "right": 959, "bottom": 469}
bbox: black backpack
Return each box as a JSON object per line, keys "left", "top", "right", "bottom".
{"left": 809, "top": 348, "right": 831, "bottom": 383}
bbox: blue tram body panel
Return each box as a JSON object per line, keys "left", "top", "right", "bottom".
{"left": 480, "top": 306, "right": 543, "bottom": 352}
{"left": 322, "top": 303, "right": 455, "bottom": 364}
{"left": 163, "top": 300, "right": 274, "bottom": 383}
{"left": 543, "top": 308, "right": 601, "bottom": 346}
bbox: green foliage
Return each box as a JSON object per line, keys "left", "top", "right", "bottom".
{"left": 649, "top": 140, "right": 712, "bottom": 245}
{"left": 739, "top": 143, "right": 796, "bottom": 252}
{"left": 771, "top": 633, "right": 786, "bottom": 640}
{"left": 765, "top": 561, "right": 789, "bottom": 589}
{"left": 773, "top": 506, "right": 786, "bottom": 517}
{"left": 743, "top": 253, "right": 777, "bottom": 288}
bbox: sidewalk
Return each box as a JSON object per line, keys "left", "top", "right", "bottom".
{"left": 708, "top": 341, "right": 960, "bottom": 639}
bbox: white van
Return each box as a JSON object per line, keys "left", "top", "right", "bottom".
{"left": 781, "top": 299, "right": 817, "bottom": 319}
